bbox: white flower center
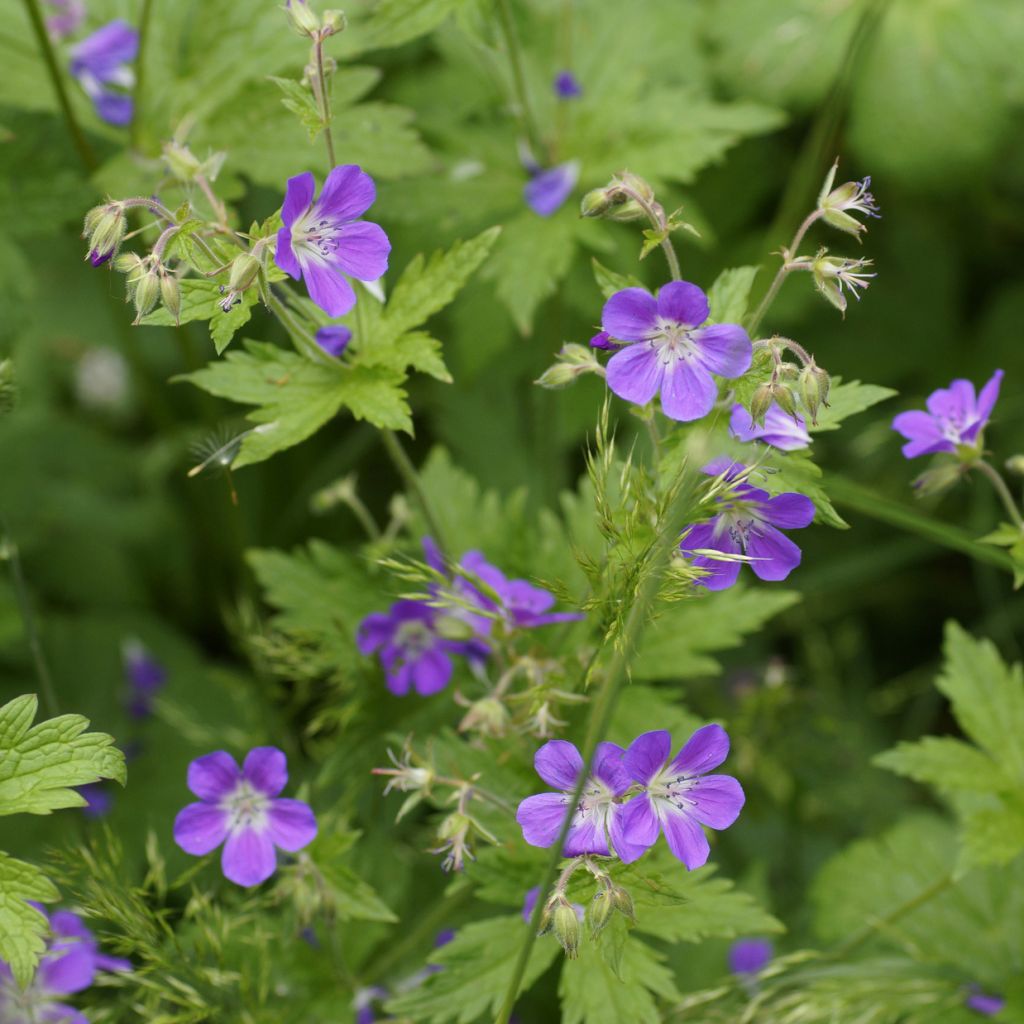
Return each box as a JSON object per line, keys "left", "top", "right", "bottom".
{"left": 395, "top": 620, "right": 435, "bottom": 657}
{"left": 648, "top": 766, "right": 698, "bottom": 815}
{"left": 293, "top": 207, "right": 343, "bottom": 263}
{"left": 711, "top": 499, "right": 766, "bottom": 552}
{"left": 220, "top": 780, "right": 270, "bottom": 832}
{"left": 646, "top": 317, "right": 699, "bottom": 367}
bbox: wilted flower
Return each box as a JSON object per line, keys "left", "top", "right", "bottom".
{"left": 315, "top": 325, "right": 352, "bottom": 357}
{"left": 791, "top": 250, "right": 874, "bottom": 313}
{"left": 275, "top": 165, "right": 391, "bottom": 316}
{"left": 599, "top": 281, "right": 752, "bottom": 421}
{"left": 730, "top": 402, "right": 810, "bottom": 451}
{"left": 70, "top": 20, "right": 139, "bottom": 126}
{"left": 554, "top": 71, "right": 582, "bottom": 99}
{"left": 891, "top": 371, "right": 1003, "bottom": 459}
{"left": 729, "top": 938, "right": 773, "bottom": 975}
{"left": 173, "top": 747, "right": 318, "bottom": 887}
{"left": 524, "top": 160, "right": 580, "bottom": 217}
{"left": 817, "top": 161, "right": 880, "bottom": 238}
{"left": 679, "top": 461, "right": 815, "bottom": 590}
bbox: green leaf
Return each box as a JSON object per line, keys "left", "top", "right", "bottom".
{"left": 633, "top": 585, "right": 800, "bottom": 680}
{"left": 591, "top": 259, "right": 645, "bottom": 300}
{"left": 180, "top": 340, "right": 411, "bottom": 468}
{"left": 384, "top": 915, "right": 560, "bottom": 1023}
{"left": 766, "top": 450, "right": 848, "bottom": 529}
{"left": 268, "top": 75, "right": 324, "bottom": 140}
{"left": 305, "top": 833, "right": 397, "bottom": 923}
{"left": 874, "top": 736, "right": 1008, "bottom": 792}
{"left": 0, "top": 852, "right": 59, "bottom": 986}
{"left": 707, "top": 265, "right": 760, "bottom": 324}
{"left": 0, "top": 694, "right": 126, "bottom": 816}
{"left": 141, "top": 279, "right": 255, "bottom": 355}
{"left": 352, "top": 0, "right": 473, "bottom": 53}
{"left": 810, "top": 379, "right": 897, "bottom": 433}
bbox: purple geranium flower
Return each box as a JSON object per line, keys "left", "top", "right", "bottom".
{"left": 590, "top": 331, "right": 620, "bottom": 351}
{"left": 618, "top": 725, "right": 745, "bottom": 869}
{"left": 729, "top": 938, "right": 773, "bottom": 975}
{"left": 966, "top": 988, "right": 1005, "bottom": 1016}
{"left": 0, "top": 907, "right": 130, "bottom": 1024}
{"left": 69, "top": 20, "right": 139, "bottom": 126}
{"left": 315, "top": 325, "right": 352, "bottom": 357}
{"left": 600, "top": 282, "right": 752, "bottom": 422}
{"left": 173, "top": 747, "right": 318, "bottom": 887}
{"left": 358, "top": 599, "right": 487, "bottom": 697}
{"left": 730, "top": 403, "right": 810, "bottom": 452}
{"left": 524, "top": 161, "right": 580, "bottom": 217}
{"left": 77, "top": 782, "right": 113, "bottom": 819}
{"left": 891, "top": 370, "right": 1004, "bottom": 459}
{"left": 679, "top": 462, "right": 815, "bottom": 591}
{"left": 46, "top": 0, "right": 85, "bottom": 40}
{"left": 516, "top": 740, "right": 633, "bottom": 856}
{"left": 122, "top": 638, "right": 166, "bottom": 719}
{"left": 554, "top": 71, "right": 582, "bottom": 98}
{"left": 275, "top": 165, "right": 391, "bottom": 317}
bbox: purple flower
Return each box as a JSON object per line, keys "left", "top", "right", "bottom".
{"left": 679, "top": 462, "right": 815, "bottom": 591}
{"left": 173, "top": 747, "right": 318, "bottom": 887}
{"left": 524, "top": 161, "right": 580, "bottom": 217}
{"left": 589, "top": 331, "right": 619, "bottom": 351}
{"left": 354, "top": 986, "right": 389, "bottom": 1024}
{"left": 554, "top": 71, "right": 582, "bottom": 99}
{"left": 618, "top": 725, "right": 744, "bottom": 869}
{"left": 358, "top": 600, "right": 486, "bottom": 697}
{"left": 600, "top": 282, "right": 752, "bottom": 422}
{"left": 275, "top": 165, "right": 391, "bottom": 317}
{"left": 77, "top": 782, "right": 113, "bottom": 819}
{"left": 729, "top": 938, "right": 773, "bottom": 975}
{"left": 522, "top": 886, "right": 583, "bottom": 923}
{"left": 891, "top": 370, "right": 1004, "bottom": 459}
{"left": 516, "top": 740, "right": 633, "bottom": 857}
{"left": 966, "top": 988, "right": 1005, "bottom": 1016}
{"left": 46, "top": 0, "right": 85, "bottom": 40}
{"left": 314, "top": 325, "right": 352, "bottom": 357}
{"left": 69, "top": 20, "right": 139, "bottom": 126}
{"left": 730, "top": 403, "right": 810, "bottom": 452}
{"left": 122, "top": 638, "right": 166, "bottom": 719}
{"left": 0, "top": 907, "right": 130, "bottom": 1024}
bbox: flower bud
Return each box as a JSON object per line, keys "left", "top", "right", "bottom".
{"left": 285, "top": 0, "right": 321, "bottom": 35}
{"left": 458, "top": 696, "right": 509, "bottom": 738}
{"left": 771, "top": 383, "right": 798, "bottom": 418}
{"left": 749, "top": 384, "right": 775, "bottom": 426}
{"left": 84, "top": 202, "right": 126, "bottom": 266}
{"left": 1005, "top": 455, "right": 1024, "bottom": 477}
{"left": 798, "top": 360, "right": 831, "bottom": 425}
{"left": 587, "top": 889, "right": 615, "bottom": 937}
{"left": 160, "top": 273, "right": 182, "bottom": 324}
{"left": 114, "top": 252, "right": 144, "bottom": 275}
{"left": 536, "top": 362, "right": 584, "bottom": 390}
{"left": 553, "top": 900, "right": 581, "bottom": 959}
{"left": 220, "top": 253, "right": 262, "bottom": 312}
{"left": 131, "top": 265, "right": 161, "bottom": 323}
{"left": 161, "top": 140, "right": 202, "bottom": 182}
{"left": 322, "top": 9, "right": 346, "bottom": 33}
{"left": 610, "top": 885, "right": 635, "bottom": 922}
{"left": 912, "top": 463, "right": 965, "bottom": 498}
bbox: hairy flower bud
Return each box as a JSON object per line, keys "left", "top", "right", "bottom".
{"left": 553, "top": 900, "right": 581, "bottom": 959}
{"left": 536, "top": 344, "right": 602, "bottom": 389}
{"left": 220, "top": 253, "right": 261, "bottom": 312}
{"left": 322, "top": 8, "right": 346, "bottom": 33}
{"left": 610, "top": 885, "right": 635, "bottom": 922}
{"left": 912, "top": 462, "right": 966, "bottom": 498}
{"left": 84, "top": 202, "right": 126, "bottom": 266}
{"left": 798, "top": 360, "right": 831, "bottom": 424}
{"left": 771, "top": 383, "right": 798, "bottom": 418}
{"left": 131, "top": 264, "right": 161, "bottom": 323}
{"left": 587, "top": 889, "right": 615, "bottom": 937}
{"left": 160, "top": 272, "right": 182, "bottom": 324}
{"left": 1005, "top": 455, "right": 1024, "bottom": 478}
{"left": 285, "top": 0, "right": 321, "bottom": 35}
{"left": 580, "top": 171, "right": 653, "bottom": 222}
{"left": 749, "top": 384, "right": 775, "bottom": 426}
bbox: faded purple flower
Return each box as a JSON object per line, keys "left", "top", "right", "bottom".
{"left": 122, "top": 638, "right": 166, "bottom": 719}
{"left": 730, "top": 403, "right": 810, "bottom": 452}
{"left": 516, "top": 740, "right": 632, "bottom": 857}
{"left": 524, "top": 161, "right": 580, "bottom": 217}
{"left": 0, "top": 906, "right": 130, "bottom": 1024}
{"left": 600, "top": 282, "right": 752, "bottom": 422}
{"left": 729, "top": 938, "right": 773, "bottom": 975}
{"left": 77, "top": 782, "right": 113, "bottom": 819}
{"left": 679, "top": 461, "right": 815, "bottom": 590}
{"left": 554, "top": 71, "right": 582, "bottom": 99}
{"left": 69, "top": 20, "right": 139, "bottom": 126}
{"left": 618, "top": 725, "right": 744, "bottom": 869}
{"left": 315, "top": 325, "right": 352, "bottom": 357}
{"left": 891, "top": 370, "right": 1004, "bottom": 459}
{"left": 46, "top": 0, "right": 85, "bottom": 40}
{"left": 173, "top": 747, "right": 317, "bottom": 887}
{"left": 275, "top": 165, "right": 390, "bottom": 317}
{"left": 358, "top": 600, "right": 486, "bottom": 697}
{"left": 966, "top": 988, "right": 1005, "bottom": 1016}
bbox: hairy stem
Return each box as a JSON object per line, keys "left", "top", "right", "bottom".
{"left": 973, "top": 459, "right": 1024, "bottom": 532}
{"left": 131, "top": 0, "right": 155, "bottom": 149}
{"left": 494, "top": 0, "right": 544, "bottom": 157}
{"left": 314, "top": 35, "right": 337, "bottom": 166}
{"left": 381, "top": 431, "right": 450, "bottom": 554}
{"left": 747, "top": 210, "right": 822, "bottom": 336}
{"left": 20, "top": 0, "right": 97, "bottom": 171}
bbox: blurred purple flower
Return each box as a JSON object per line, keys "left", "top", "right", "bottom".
{"left": 730, "top": 403, "right": 810, "bottom": 452}
{"left": 601, "top": 282, "right": 752, "bottom": 422}
{"left": 679, "top": 461, "right": 815, "bottom": 590}
{"left": 524, "top": 161, "right": 580, "bottom": 217}
{"left": 891, "top": 370, "right": 1004, "bottom": 459}
{"left": 729, "top": 937, "right": 773, "bottom": 975}
{"left": 122, "top": 638, "right": 166, "bottom": 719}
{"left": 69, "top": 20, "right": 138, "bottom": 126}
{"left": 275, "top": 165, "right": 390, "bottom": 316}
{"left": 618, "top": 725, "right": 744, "bottom": 869}
{"left": 314, "top": 325, "right": 352, "bottom": 357}
{"left": 354, "top": 986, "right": 389, "bottom": 1024}
{"left": 77, "top": 782, "right": 113, "bottom": 819}
{"left": 966, "top": 988, "right": 1005, "bottom": 1016}
{"left": 173, "top": 747, "right": 317, "bottom": 887}
{"left": 46, "top": 0, "right": 85, "bottom": 40}
{"left": 554, "top": 71, "right": 582, "bottom": 98}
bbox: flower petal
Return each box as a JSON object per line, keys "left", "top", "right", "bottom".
{"left": 602, "top": 288, "right": 658, "bottom": 341}
{"left": 623, "top": 730, "right": 671, "bottom": 785}
{"left": 335, "top": 221, "right": 391, "bottom": 281}
{"left": 592, "top": 741, "right": 630, "bottom": 795}
{"left": 281, "top": 172, "right": 315, "bottom": 228}
{"left": 656, "top": 280, "right": 709, "bottom": 327}
{"left": 173, "top": 802, "right": 230, "bottom": 855}
{"left": 891, "top": 409, "right": 949, "bottom": 458}
{"left": 40, "top": 1004, "right": 90, "bottom": 1024}
{"left": 524, "top": 162, "right": 579, "bottom": 216}
{"left": 386, "top": 662, "right": 414, "bottom": 696}
{"left": 243, "top": 747, "right": 288, "bottom": 797}
{"left": 564, "top": 812, "right": 609, "bottom": 856}
{"left": 760, "top": 492, "right": 815, "bottom": 529}
{"left": 221, "top": 826, "right": 277, "bottom": 886}
{"left": 747, "top": 524, "right": 802, "bottom": 582}
{"left": 411, "top": 648, "right": 452, "bottom": 696}
{"left": 975, "top": 369, "right": 1004, "bottom": 425}
{"left": 266, "top": 798, "right": 318, "bottom": 852}
{"left": 357, "top": 612, "right": 392, "bottom": 654}
{"left": 693, "top": 323, "right": 752, "bottom": 378}
{"left": 659, "top": 805, "right": 710, "bottom": 869}
{"left": 302, "top": 259, "right": 357, "bottom": 317}
{"left": 187, "top": 751, "right": 240, "bottom": 800}
{"left": 534, "top": 739, "right": 583, "bottom": 790}
{"left": 274, "top": 226, "right": 301, "bottom": 279}
{"left": 38, "top": 943, "right": 95, "bottom": 995}
{"left": 516, "top": 792, "right": 569, "bottom": 848}
{"left": 315, "top": 164, "right": 376, "bottom": 222}
{"left": 671, "top": 723, "right": 730, "bottom": 776}
{"left": 606, "top": 342, "right": 663, "bottom": 406}
{"left": 94, "top": 91, "right": 133, "bottom": 126}
{"left": 660, "top": 358, "right": 717, "bottom": 421}
{"left": 612, "top": 794, "right": 660, "bottom": 863}
{"left": 687, "top": 774, "right": 745, "bottom": 829}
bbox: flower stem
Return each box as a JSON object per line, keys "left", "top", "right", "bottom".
{"left": 494, "top": 0, "right": 544, "bottom": 157}
{"left": 494, "top": 460, "right": 701, "bottom": 1024}
{"left": 313, "top": 34, "right": 337, "bottom": 166}
{"left": 131, "top": 0, "right": 155, "bottom": 150}
{"left": 973, "top": 459, "right": 1024, "bottom": 532}
{"left": 619, "top": 185, "right": 681, "bottom": 281}
{"left": 20, "top": 0, "right": 97, "bottom": 171}
{"left": 747, "top": 210, "right": 822, "bottom": 336}
{"left": 266, "top": 288, "right": 335, "bottom": 366}
{"left": 0, "top": 520, "right": 60, "bottom": 717}
{"left": 380, "top": 430, "right": 451, "bottom": 554}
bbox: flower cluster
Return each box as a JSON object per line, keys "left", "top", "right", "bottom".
{"left": 358, "top": 539, "right": 582, "bottom": 696}
{"left": 173, "top": 747, "right": 317, "bottom": 886}
{"left": 0, "top": 907, "right": 131, "bottom": 1024}
{"left": 516, "top": 724, "right": 744, "bottom": 870}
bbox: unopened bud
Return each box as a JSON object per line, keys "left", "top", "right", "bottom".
{"left": 776, "top": 361, "right": 800, "bottom": 382}
{"left": 537, "top": 362, "right": 583, "bottom": 389}
{"left": 131, "top": 266, "right": 161, "bottom": 323}
{"left": 162, "top": 140, "right": 202, "bottom": 182}
{"left": 1005, "top": 455, "right": 1024, "bottom": 477}
{"left": 322, "top": 9, "right": 346, "bottom": 33}
{"left": 160, "top": 273, "right": 181, "bottom": 324}
{"left": 553, "top": 901, "right": 581, "bottom": 959}
{"left": 610, "top": 885, "right": 634, "bottom": 922}
{"left": 587, "top": 889, "right": 615, "bottom": 937}
{"left": 912, "top": 463, "right": 965, "bottom": 498}
{"left": 580, "top": 171, "right": 653, "bottom": 223}
{"left": 798, "top": 360, "right": 831, "bottom": 424}
{"left": 285, "top": 0, "right": 321, "bottom": 35}
{"left": 771, "top": 383, "right": 797, "bottom": 418}
{"left": 84, "top": 203, "right": 126, "bottom": 266}
{"left": 114, "top": 252, "right": 144, "bottom": 275}
{"left": 749, "top": 384, "right": 775, "bottom": 426}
